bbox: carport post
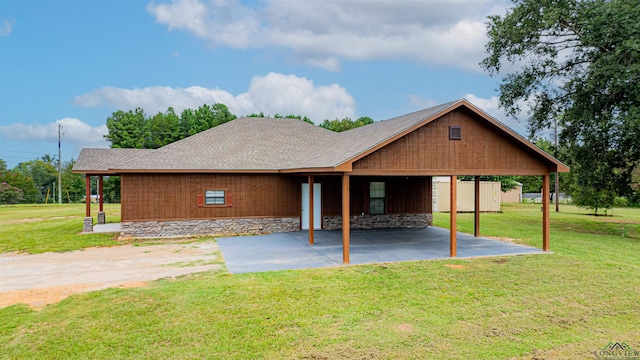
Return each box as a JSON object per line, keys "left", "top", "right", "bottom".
{"left": 342, "top": 173, "right": 350, "bottom": 264}
{"left": 474, "top": 175, "right": 480, "bottom": 237}
{"left": 308, "top": 175, "right": 314, "bottom": 245}
{"left": 97, "top": 175, "right": 106, "bottom": 225}
{"left": 542, "top": 174, "right": 550, "bottom": 251}
{"left": 450, "top": 175, "right": 457, "bottom": 257}
{"left": 85, "top": 175, "right": 91, "bottom": 217}
{"left": 83, "top": 174, "right": 93, "bottom": 233}
{"left": 99, "top": 176, "right": 104, "bottom": 212}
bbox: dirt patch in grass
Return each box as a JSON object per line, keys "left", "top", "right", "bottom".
{"left": 0, "top": 282, "right": 149, "bottom": 309}
{"left": 483, "top": 236, "right": 521, "bottom": 243}
{"left": 0, "top": 216, "right": 81, "bottom": 224}
{"left": 598, "top": 219, "right": 640, "bottom": 224}
{"left": 0, "top": 241, "right": 223, "bottom": 308}
{"left": 396, "top": 323, "right": 414, "bottom": 333}
{"left": 300, "top": 345, "right": 380, "bottom": 359}
{"left": 444, "top": 264, "right": 465, "bottom": 269}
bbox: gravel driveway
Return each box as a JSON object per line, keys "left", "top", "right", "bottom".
{"left": 0, "top": 241, "right": 222, "bottom": 308}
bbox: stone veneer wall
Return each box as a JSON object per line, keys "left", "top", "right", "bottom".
{"left": 121, "top": 217, "right": 300, "bottom": 238}
{"left": 323, "top": 213, "right": 432, "bottom": 230}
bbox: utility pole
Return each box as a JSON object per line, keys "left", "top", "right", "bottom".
{"left": 554, "top": 117, "right": 559, "bottom": 212}
{"left": 58, "top": 123, "right": 63, "bottom": 204}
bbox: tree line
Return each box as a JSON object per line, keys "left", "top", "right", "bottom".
{"left": 0, "top": 156, "right": 85, "bottom": 204}
{"left": 104, "top": 103, "right": 374, "bottom": 150}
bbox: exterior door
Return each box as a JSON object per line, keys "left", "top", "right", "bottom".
{"left": 301, "top": 183, "right": 321, "bottom": 230}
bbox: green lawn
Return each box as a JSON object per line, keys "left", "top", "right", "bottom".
{"left": 1, "top": 204, "right": 639, "bottom": 359}
{"left": 0, "top": 204, "right": 121, "bottom": 253}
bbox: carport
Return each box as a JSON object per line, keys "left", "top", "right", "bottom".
{"left": 218, "top": 228, "right": 545, "bottom": 273}
{"left": 73, "top": 100, "right": 569, "bottom": 263}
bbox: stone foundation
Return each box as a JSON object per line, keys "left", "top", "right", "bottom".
{"left": 83, "top": 217, "right": 93, "bottom": 233}
{"left": 121, "top": 217, "right": 300, "bottom": 238}
{"left": 97, "top": 211, "right": 106, "bottom": 225}
{"left": 323, "top": 213, "right": 432, "bottom": 230}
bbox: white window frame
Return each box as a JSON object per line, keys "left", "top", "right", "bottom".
{"left": 204, "top": 190, "right": 226, "bottom": 206}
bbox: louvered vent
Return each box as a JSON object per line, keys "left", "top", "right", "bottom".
{"left": 449, "top": 126, "right": 461, "bottom": 140}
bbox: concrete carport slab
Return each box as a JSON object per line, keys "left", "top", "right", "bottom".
{"left": 217, "top": 227, "right": 545, "bottom": 274}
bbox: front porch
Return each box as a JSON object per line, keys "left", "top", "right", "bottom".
{"left": 217, "top": 227, "right": 546, "bottom": 274}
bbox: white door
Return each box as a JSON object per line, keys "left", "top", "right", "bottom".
{"left": 301, "top": 183, "right": 321, "bottom": 230}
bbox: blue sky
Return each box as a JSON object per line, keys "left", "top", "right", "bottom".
{"left": 0, "top": 0, "right": 528, "bottom": 168}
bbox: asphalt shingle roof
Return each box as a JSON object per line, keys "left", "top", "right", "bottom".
{"left": 113, "top": 117, "right": 339, "bottom": 171}
{"left": 73, "top": 148, "right": 155, "bottom": 173}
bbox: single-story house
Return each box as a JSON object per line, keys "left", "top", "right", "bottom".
{"left": 73, "top": 99, "right": 569, "bottom": 263}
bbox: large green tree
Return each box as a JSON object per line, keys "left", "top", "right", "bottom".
{"left": 106, "top": 104, "right": 238, "bottom": 149}
{"left": 482, "top": 0, "right": 640, "bottom": 212}
{"left": 14, "top": 156, "right": 58, "bottom": 201}
{"left": 179, "top": 104, "right": 237, "bottom": 137}
{"left": 104, "top": 108, "right": 147, "bottom": 148}
{"left": 319, "top": 116, "right": 374, "bottom": 132}
{"left": 0, "top": 169, "right": 39, "bottom": 203}
{"left": 145, "top": 107, "right": 181, "bottom": 149}
{"left": 61, "top": 160, "right": 86, "bottom": 203}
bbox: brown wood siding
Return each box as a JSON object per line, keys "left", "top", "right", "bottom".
{"left": 121, "top": 174, "right": 301, "bottom": 222}
{"left": 352, "top": 108, "right": 550, "bottom": 175}
{"left": 319, "top": 176, "right": 432, "bottom": 216}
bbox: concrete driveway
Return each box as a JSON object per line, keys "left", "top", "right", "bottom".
{"left": 217, "top": 226, "right": 546, "bottom": 273}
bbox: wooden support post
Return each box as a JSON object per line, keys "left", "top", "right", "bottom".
{"left": 99, "top": 176, "right": 104, "bottom": 212}
{"left": 308, "top": 175, "right": 314, "bottom": 245}
{"left": 542, "top": 174, "right": 550, "bottom": 251}
{"left": 342, "top": 174, "right": 350, "bottom": 264}
{"left": 450, "top": 175, "right": 457, "bottom": 257}
{"left": 85, "top": 174, "right": 91, "bottom": 217}
{"left": 474, "top": 175, "right": 480, "bottom": 237}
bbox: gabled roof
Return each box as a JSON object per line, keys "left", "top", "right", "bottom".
{"left": 73, "top": 99, "right": 569, "bottom": 174}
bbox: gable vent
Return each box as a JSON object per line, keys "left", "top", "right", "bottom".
{"left": 449, "top": 126, "right": 461, "bottom": 140}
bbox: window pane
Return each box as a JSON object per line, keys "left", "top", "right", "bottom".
{"left": 370, "top": 198, "right": 385, "bottom": 215}
{"left": 204, "top": 190, "right": 225, "bottom": 205}
{"left": 370, "top": 182, "right": 385, "bottom": 198}
{"left": 205, "top": 190, "right": 225, "bottom": 198}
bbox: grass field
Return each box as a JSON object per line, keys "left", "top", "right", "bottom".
{"left": 1, "top": 203, "right": 639, "bottom": 359}
{"left": 0, "top": 204, "right": 121, "bottom": 253}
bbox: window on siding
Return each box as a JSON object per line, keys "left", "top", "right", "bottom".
{"left": 369, "top": 182, "right": 385, "bottom": 215}
{"left": 205, "top": 190, "right": 226, "bottom": 205}
{"left": 449, "top": 125, "right": 461, "bottom": 140}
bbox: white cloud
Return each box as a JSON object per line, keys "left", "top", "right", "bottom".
{"left": 0, "top": 118, "right": 109, "bottom": 153}
{"left": 462, "top": 93, "right": 531, "bottom": 136}
{"left": 146, "top": 0, "right": 511, "bottom": 71}
{"left": 73, "top": 72, "right": 357, "bottom": 122}
{"left": 0, "top": 17, "right": 15, "bottom": 36}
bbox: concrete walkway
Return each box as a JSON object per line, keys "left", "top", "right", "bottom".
{"left": 91, "top": 223, "right": 121, "bottom": 233}
{"left": 217, "top": 227, "right": 546, "bottom": 274}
